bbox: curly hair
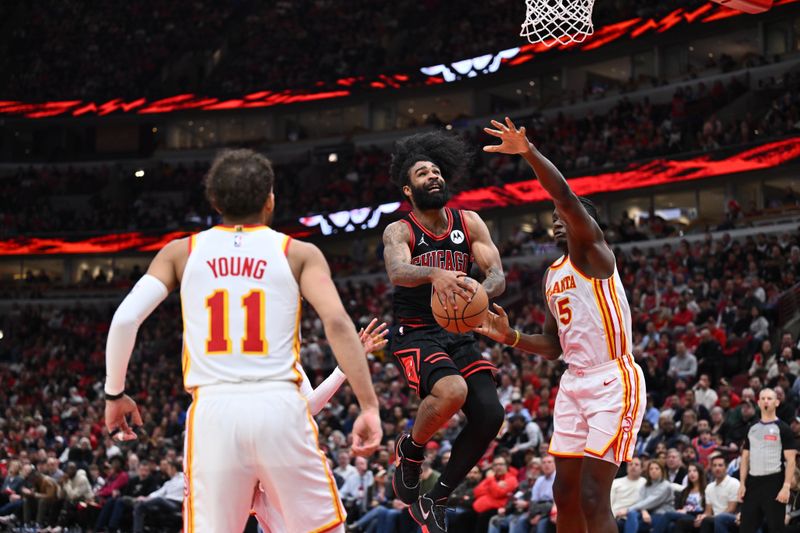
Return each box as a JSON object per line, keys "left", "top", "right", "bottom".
{"left": 204, "top": 149, "right": 274, "bottom": 218}
{"left": 389, "top": 130, "right": 472, "bottom": 188}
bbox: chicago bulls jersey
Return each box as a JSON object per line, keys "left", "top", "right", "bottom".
{"left": 180, "top": 225, "right": 301, "bottom": 391}
{"left": 545, "top": 255, "right": 632, "bottom": 368}
{"left": 392, "top": 208, "right": 473, "bottom": 325}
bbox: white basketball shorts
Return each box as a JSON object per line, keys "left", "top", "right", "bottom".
{"left": 183, "top": 381, "right": 346, "bottom": 532}
{"left": 548, "top": 355, "right": 645, "bottom": 465}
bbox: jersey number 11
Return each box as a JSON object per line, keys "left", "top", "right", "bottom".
{"left": 205, "top": 289, "right": 268, "bottom": 355}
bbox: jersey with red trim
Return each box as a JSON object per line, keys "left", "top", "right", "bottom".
{"left": 392, "top": 208, "right": 473, "bottom": 325}
{"left": 545, "top": 255, "right": 632, "bottom": 368}
{"left": 180, "top": 225, "right": 301, "bottom": 391}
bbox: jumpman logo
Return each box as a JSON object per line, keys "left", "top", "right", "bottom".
{"left": 418, "top": 234, "right": 428, "bottom": 247}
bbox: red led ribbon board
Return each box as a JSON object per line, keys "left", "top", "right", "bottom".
{"left": 2, "top": 137, "right": 799, "bottom": 256}
{"left": 0, "top": 231, "right": 193, "bottom": 256}
{"left": 448, "top": 136, "right": 800, "bottom": 211}
{"left": 0, "top": 0, "right": 797, "bottom": 119}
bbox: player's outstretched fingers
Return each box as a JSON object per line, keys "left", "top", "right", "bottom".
{"left": 130, "top": 405, "right": 144, "bottom": 428}
{"left": 492, "top": 303, "right": 508, "bottom": 318}
{"left": 491, "top": 119, "right": 508, "bottom": 131}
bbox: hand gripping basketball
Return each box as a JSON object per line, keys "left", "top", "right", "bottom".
{"left": 430, "top": 270, "right": 476, "bottom": 312}
{"left": 432, "top": 278, "right": 489, "bottom": 334}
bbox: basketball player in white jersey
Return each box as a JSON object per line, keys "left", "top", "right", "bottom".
{"left": 253, "top": 319, "right": 387, "bottom": 533}
{"left": 477, "top": 118, "right": 645, "bottom": 533}
{"left": 103, "top": 149, "right": 382, "bottom": 533}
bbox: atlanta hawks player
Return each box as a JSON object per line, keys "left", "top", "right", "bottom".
{"left": 103, "top": 149, "right": 381, "bottom": 533}
{"left": 478, "top": 118, "right": 645, "bottom": 533}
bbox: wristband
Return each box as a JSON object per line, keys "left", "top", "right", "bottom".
{"left": 105, "top": 390, "right": 125, "bottom": 401}
{"left": 510, "top": 329, "right": 521, "bottom": 348}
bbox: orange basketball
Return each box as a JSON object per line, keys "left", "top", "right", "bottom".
{"left": 431, "top": 281, "right": 489, "bottom": 334}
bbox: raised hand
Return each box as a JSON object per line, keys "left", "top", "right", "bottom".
{"left": 483, "top": 117, "right": 532, "bottom": 155}
{"left": 358, "top": 318, "right": 389, "bottom": 354}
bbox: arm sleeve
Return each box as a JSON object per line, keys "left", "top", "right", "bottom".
{"left": 296, "top": 364, "right": 314, "bottom": 398}
{"left": 306, "top": 367, "right": 347, "bottom": 416}
{"left": 105, "top": 275, "right": 168, "bottom": 394}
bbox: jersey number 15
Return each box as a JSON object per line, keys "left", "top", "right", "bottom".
{"left": 205, "top": 289, "right": 268, "bottom": 355}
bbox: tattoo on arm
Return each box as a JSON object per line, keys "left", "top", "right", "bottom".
{"left": 483, "top": 266, "right": 505, "bottom": 299}
{"left": 383, "top": 222, "right": 434, "bottom": 287}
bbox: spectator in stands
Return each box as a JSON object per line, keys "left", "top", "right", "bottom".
{"left": 0, "top": 460, "right": 23, "bottom": 507}
{"left": 22, "top": 465, "right": 59, "bottom": 528}
{"left": 693, "top": 374, "right": 718, "bottom": 410}
{"left": 654, "top": 462, "right": 707, "bottom": 532}
{"left": 340, "top": 455, "right": 375, "bottom": 519}
{"left": 474, "top": 456, "right": 519, "bottom": 531}
{"left": 617, "top": 461, "right": 675, "bottom": 533}
{"left": 56, "top": 461, "right": 93, "bottom": 528}
{"left": 611, "top": 458, "right": 646, "bottom": 525}
{"left": 335, "top": 450, "right": 358, "bottom": 486}
{"left": 447, "top": 466, "right": 482, "bottom": 530}
{"left": 499, "top": 414, "right": 544, "bottom": 469}
{"left": 698, "top": 455, "right": 739, "bottom": 533}
{"left": 95, "top": 460, "right": 159, "bottom": 532}
{"left": 347, "top": 468, "right": 391, "bottom": 532}
{"left": 0, "top": 462, "right": 27, "bottom": 526}
{"left": 513, "top": 454, "right": 555, "bottom": 533}
{"left": 131, "top": 460, "right": 183, "bottom": 533}
{"left": 749, "top": 306, "right": 770, "bottom": 342}
{"left": 94, "top": 456, "right": 129, "bottom": 505}
{"left": 668, "top": 341, "right": 698, "bottom": 382}
{"left": 665, "top": 449, "right": 687, "bottom": 485}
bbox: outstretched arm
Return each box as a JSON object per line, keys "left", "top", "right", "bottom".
{"left": 302, "top": 320, "right": 388, "bottom": 415}
{"left": 484, "top": 117, "right": 614, "bottom": 278}
{"left": 473, "top": 271, "right": 561, "bottom": 359}
{"left": 463, "top": 210, "right": 505, "bottom": 298}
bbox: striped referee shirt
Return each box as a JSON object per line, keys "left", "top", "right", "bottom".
{"left": 743, "top": 419, "right": 796, "bottom": 476}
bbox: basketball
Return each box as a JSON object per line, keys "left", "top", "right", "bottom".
{"left": 431, "top": 281, "right": 489, "bottom": 334}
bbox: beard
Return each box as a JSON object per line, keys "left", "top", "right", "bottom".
{"left": 410, "top": 182, "right": 450, "bottom": 210}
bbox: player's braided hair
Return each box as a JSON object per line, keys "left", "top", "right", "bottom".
{"left": 389, "top": 130, "right": 472, "bottom": 188}
{"left": 579, "top": 196, "right": 599, "bottom": 222}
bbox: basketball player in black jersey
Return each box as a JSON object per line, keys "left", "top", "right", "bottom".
{"left": 383, "top": 131, "right": 506, "bottom": 532}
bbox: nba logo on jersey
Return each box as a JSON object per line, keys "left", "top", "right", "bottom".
{"left": 234, "top": 234, "right": 243, "bottom": 247}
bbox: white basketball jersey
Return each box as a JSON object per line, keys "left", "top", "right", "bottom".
{"left": 180, "top": 225, "right": 301, "bottom": 391}
{"left": 544, "top": 255, "right": 632, "bottom": 368}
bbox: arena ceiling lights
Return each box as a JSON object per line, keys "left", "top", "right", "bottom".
{"left": 3, "top": 137, "right": 799, "bottom": 256}
{"left": 1, "top": 0, "right": 798, "bottom": 119}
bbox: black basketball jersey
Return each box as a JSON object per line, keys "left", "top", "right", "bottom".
{"left": 392, "top": 208, "right": 473, "bottom": 325}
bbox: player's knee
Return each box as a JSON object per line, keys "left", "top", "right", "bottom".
{"left": 552, "top": 476, "right": 573, "bottom": 507}
{"left": 435, "top": 375, "right": 468, "bottom": 410}
{"left": 579, "top": 481, "right": 610, "bottom": 518}
{"left": 481, "top": 397, "right": 505, "bottom": 434}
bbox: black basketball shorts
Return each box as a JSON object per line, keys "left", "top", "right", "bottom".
{"left": 390, "top": 324, "right": 497, "bottom": 398}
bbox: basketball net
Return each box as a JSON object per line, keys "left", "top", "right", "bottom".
{"left": 520, "top": 0, "right": 596, "bottom": 47}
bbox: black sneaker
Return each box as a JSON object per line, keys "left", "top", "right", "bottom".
{"left": 392, "top": 433, "right": 422, "bottom": 504}
{"left": 409, "top": 495, "right": 448, "bottom": 533}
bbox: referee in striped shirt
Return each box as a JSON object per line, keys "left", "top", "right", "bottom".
{"left": 739, "top": 388, "right": 798, "bottom": 533}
